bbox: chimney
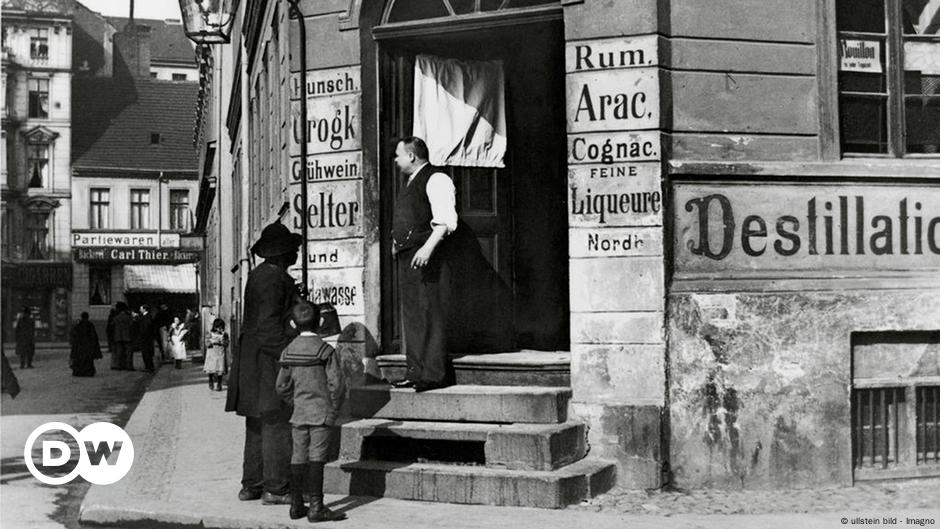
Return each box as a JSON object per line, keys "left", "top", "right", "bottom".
{"left": 113, "top": 22, "right": 151, "bottom": 78}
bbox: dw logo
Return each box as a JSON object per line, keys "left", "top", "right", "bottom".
{"left": 24, "top": 422, "right": 135, "bottom": 485}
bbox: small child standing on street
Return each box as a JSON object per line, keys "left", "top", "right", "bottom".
{"left": 204, "top": 318, "right": 229, "bottom": 391}
{"left": 275, "top": 301, "right": 347, "bottom": 523}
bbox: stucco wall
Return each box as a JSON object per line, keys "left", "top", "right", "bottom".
{"left": 667, "top": 290, "right": 940, "bottom": 489}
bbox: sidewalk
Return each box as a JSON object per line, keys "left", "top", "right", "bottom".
{"left": 79, "top": 364, "right": 940, "bottom": 529}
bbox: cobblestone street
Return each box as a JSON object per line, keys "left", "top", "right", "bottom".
{"left": 575, "top": 478, "right": 940, "bottom": 516}
{"left": 0, "top": 346, "right": 153, "bottom": 529}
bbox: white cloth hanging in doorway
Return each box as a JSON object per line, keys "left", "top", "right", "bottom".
{"left": 413, "top": 54, "right": 507, "bottom": 168}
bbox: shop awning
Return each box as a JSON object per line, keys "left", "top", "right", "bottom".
{"left": 123, "top": 265, "right": 197, "bottom": 293}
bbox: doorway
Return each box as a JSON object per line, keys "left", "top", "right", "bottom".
{"left": 374, "top": 3, "right": 569, "bottom": 355}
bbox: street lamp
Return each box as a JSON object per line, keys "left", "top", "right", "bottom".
{"left": 178, "top": 0, "right": 235, "bottom": 44}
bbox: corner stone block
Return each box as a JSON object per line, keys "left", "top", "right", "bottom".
{"left": 571, "top": 311, "right": 665, "bottom": 344}
{"left": 570, "top": 402, "right": 663, "bottom": 489}
{"left": 569, "top": 257, "right": 664, "bottom": 312}
{"left": 564, "top": 0, "right": 660, "bottom": 41}
{"left": 571, "top": 344, "right": 665, "bottom": 405}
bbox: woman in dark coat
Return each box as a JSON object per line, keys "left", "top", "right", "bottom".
{"left": 69, "top": 312, "right": 101, "bottom": 377}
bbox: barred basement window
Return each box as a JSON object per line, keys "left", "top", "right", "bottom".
{"left": 851, "top": 332, "right": 940, "bottom": 480}
{"left": 836, "top": 0, "right": 940, "bottom": 155}
{"left": 852, "top": 387, "right": 904, "bottom": 469}
{"left": 917, "top": 386, "right": 939, "bottom": 464}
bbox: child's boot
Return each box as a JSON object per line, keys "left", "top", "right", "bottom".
{"left": 289, "top": 464, "right": 308, "bottom": 520}
{"left": 208, "top": 374, "right": 216, "bottom": 389}
{"left": 215, "top": 376, "right": 223, "bottom": 391}
{"left": 175, "top": 359, "right": 182, "bottom": 369}
{"left": 306, "top": 462, "right": 346, "bottom": 522}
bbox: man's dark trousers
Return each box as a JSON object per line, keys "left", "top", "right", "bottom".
{"left": 397, "top": 246, "right": 448, "bottom": 386}
{"left": 242, "top": 410, "right": 292, "bottom": 495}
{"left": 141, "top": 340, "right": 155, "bottom": 371}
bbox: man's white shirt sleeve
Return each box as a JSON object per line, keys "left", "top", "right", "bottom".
{"left": 425, "top": 172, "right": 458, "bottom": 234}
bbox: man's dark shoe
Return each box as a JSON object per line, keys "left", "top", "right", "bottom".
{"left": 260, "top": 491, "right": 292, "bottom": 505}
{"left": 308, "top": 498, "right": 347, "bottom": 523}
{"left": 237, "top": 488, "right": 262, "bottom": 501}
{"left": 391, "top": 379, "right": 415, "bottom": 388}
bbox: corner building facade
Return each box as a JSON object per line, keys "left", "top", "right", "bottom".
{"left": 203, "top": 0, "right": 940, "bottom": 491}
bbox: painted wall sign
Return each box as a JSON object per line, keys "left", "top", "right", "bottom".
{"left": 291, "top": 151, "right": 362, "bottom": 183}
{"left": 73, "top": 247, "right": 201, "bottom": 264}
{"left": 290, "top": 180, "right": 363, "bottom": 239}
{"left": 568, "top": 163, "right": 663, "bottom": 227}
{"left": 566, "top": 68, "right": 659, "bottom": 133}
{"left": 289, "top": 94, "right": 361, "bottom": 156}
{"left": 567, "top": 131, "right": 660, "bottom": 164}
{"left": 72, "top": 231, "right": 180, "bottom": 248}
{"left": 839, "top": 39, "right": 882, "bottom": 73}
{"left": 291, "top": 66, "right": 361, "bottom": 100}
{"left": 569, "top": 227, "right": 663, "bottom": 258}
{"left": 290, "top": 267, "right": 364, "bottom": 316}
{"left": 289, "top": 239, "right": 364, "bottom": 270}
{"left": 566, "top": 34, "right": 658, "bottom": 73}
{"left": 674, "top": 184, "right": 940, "bottom": 273}
{"left": 2, "top": 263, "right": 72, "bottom": 287}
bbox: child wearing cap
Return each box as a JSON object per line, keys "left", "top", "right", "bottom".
{"left": 275, "top": 300, "right": 347, "bottom": 523}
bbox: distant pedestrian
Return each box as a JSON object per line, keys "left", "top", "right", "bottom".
{"left": 154, "top": 303, "right": 172, "bottom": 363}
{"left": 106, "top": 308, "right": 117, "bottom": 368}
{"left": 170, "top": 316, "right": 188, "bottom": 369}
{"left": 204, "top": 318, "right": 229, "bottom": 391}
{"left": 1, "top": 348, "right": 20, "bottom": 398}
{"left": 138, "top": 305, "right": 157, "bottom": 373}
{"left": 275, "top": 301, "right": 346, "bottom": 522}
{"left": 69, "top": 312, "right": 101, "bottom": 377}
{"left": 15, "top": 306, "right": 35, "bottom": 369}
{"left": 111, "top": 302, "right": 134, "bottom": 371}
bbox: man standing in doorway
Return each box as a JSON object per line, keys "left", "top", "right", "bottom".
{"left": 225, "top": 221, "right": 303, "bottom": 505}
{"left": 391, "top": 136, "right": 514, "bottom": 392}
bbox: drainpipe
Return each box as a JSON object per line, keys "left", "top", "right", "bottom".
{"left": 287, "top": 0, "right": 309, "bottom": 299}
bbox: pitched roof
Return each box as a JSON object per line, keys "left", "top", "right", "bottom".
{"left": 71, "top": 77, "right": 199, "bottom": 173}
{"left": 106, "top": 16, "right": 196, "bottom": 65}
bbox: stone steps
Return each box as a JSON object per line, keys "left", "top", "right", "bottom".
{"left": 339, "top": 418, "right": 586, "bottom": 471}
{"left": 377, "top": 351, "right": 570, "bottom": 387}
{"left": 350, "top": 384, "right": 570, "bottom": 424}
{"left": 323, "top": 458, "right": 616, "bottom": 509}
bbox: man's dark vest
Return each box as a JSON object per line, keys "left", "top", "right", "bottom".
{"left": 392, "top": 164, "right": 443, "bottom": 252}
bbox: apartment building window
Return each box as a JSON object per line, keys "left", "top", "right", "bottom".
{"left": 89, "top": 266, "right": 111, "bottom": 305}
{"left": 130, "top": 189, "right": 150, "bottom": 229}
{"left": 836, "top": 0, "right": 940, "bottom": 155}
{"left": 169, "top": 189, "right": 190, "bottom": 231}
{"left": 30, "top": 28, "right": 49, "bottom": 60}
{"left": 90, "top": 188, "right": 110, "bottom": 229}
{"left": 26, "top": 212, "right": 49, "bottom": 260}
{"left": 27, "top": 143, "right": 48, "bottom": 188}
{"left": 172, "top": 73, "right": 187, "bottom": 81}
{"left": 28, "top": 78, "right": 49, "bottom": 119}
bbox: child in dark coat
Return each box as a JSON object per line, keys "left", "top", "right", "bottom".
{"left": 275, "top": 301, "right": 347, "bottom": 523}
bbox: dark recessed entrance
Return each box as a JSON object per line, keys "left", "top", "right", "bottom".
{"left": 374, "top": 2, "right": 569, "bottom": 355}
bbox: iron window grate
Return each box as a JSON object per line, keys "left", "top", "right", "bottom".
{"left": 853, "top": 387, "right": 904, "bottom": 469}
{"left": 916, "top": 386, "right": 940, "bottom": 464}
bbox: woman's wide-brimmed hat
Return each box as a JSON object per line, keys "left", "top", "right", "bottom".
{"left": 251, "top": 222, "right": 303, "bottom": 258}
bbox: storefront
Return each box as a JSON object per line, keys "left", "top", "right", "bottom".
{"left": 1, "top": 262, "right": 72, "bottom": 342}
{"left": 201, "top": 0, "right": 940, "bottom": 492}
{"left": 71, "top": 230, "right": 201, "bottom": 336}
